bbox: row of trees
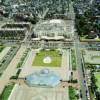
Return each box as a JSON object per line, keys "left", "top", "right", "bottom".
{"left": 90, "top": 69, "right": 100, "bottom": 100}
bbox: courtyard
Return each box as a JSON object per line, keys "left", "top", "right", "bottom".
{"left": 19, "top": 49, "right": 70, "bottom": 80}
{"left": 8, "top": 84, "right": 68, "bottom": 100}
{"left": 8, "top": 48, "right": 71, "bottom": 100}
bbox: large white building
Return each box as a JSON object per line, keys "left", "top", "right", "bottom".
{"left": 34, "top": 19, "right": 74, "bottom": 39}
{"left": 32, "top": 19, "right": 74, "bottom": 49}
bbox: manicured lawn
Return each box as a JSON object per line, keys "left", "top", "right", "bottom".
{"left": 80, "top": 37, "right": 100, "bottom": 42}
{"left": 32, "top": 50, "right": 62, "bottom": 67}
{"left": 0, "top": 83, "right": 14, "bottom": 100}
{"left": 69, "top": 86, "right": 77, "bottom": 100}
{"left": 71, "top": 50, "right": 76, "bottom": 70}
{"left": 94, "top": 72, "right": 100, "bottom": 91}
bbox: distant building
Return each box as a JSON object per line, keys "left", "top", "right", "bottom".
{"left": 0, "top": 22, "right": 31, "bottom": 40}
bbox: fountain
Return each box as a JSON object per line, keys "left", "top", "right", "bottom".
{"left": 25, "top": 69, "right": 61, "bottom": 87}
{"left": 43, "top": 56, "right": 52, "bottom": 64}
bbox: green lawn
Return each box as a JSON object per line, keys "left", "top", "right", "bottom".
{"left": 0, "top": 84, "right": 14, "bottom": 100}
{"left": 94, "top": 72, "right": 100, "bottom": 91}
{"left": 69, "top": 86, "right": 77, "bottom": 100}
{"left": 32, "top": 50, "right": 62, "bottom": 67}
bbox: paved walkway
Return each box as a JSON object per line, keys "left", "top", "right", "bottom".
{"left": 0, "top": 46, "right": 26, "bottom": 95}
{"left": 10, "top": 79, "right": 79, "bottom": 89}
{"left": 8, "top": 83, "right": 68, "bottom": 100}
{"left": 61, "top": 49, "right": 70, "bottom": 80}
{"left": 0, "top": 47, "right": 11, "bottom": 61}
{"left": 9, "top": 77, "right": 80, "bottom": 100}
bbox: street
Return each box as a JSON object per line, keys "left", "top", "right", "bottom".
{"left": 74, "top": 34, "right": 87, "bottom": 100}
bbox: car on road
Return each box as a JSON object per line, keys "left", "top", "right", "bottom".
{"left": 80, "top": 90, "right": 82, "bottom": 98}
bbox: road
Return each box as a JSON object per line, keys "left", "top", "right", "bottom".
{"left": 74, "top": 34, "right": 87, "bottom": 100}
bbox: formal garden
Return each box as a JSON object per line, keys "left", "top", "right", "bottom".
{"left": 32, "top": 50, "right": 62, "bottom": 67}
